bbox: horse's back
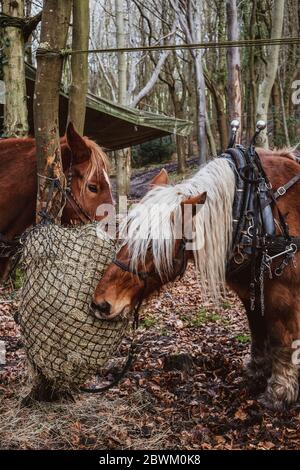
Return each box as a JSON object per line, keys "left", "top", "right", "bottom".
{"left": 0, "top": 137, "right": 37, "bottom": 237}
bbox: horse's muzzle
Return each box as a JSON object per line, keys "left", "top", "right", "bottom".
{"left": 90, "top": 300, "right": 112, "bottom": 319}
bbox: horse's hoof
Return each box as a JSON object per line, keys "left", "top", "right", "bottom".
{"left": 258, "top": 380, "right": 299, "bottom": 411}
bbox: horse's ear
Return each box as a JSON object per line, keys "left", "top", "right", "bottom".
{"left": 181, "top": 192, "right": 207, "bottom": 217}
{"left": 66, "top": 122, "right": 90, "bottom": 164}
{"left": 149, "top": 168, "right": 169, "bottom": 187}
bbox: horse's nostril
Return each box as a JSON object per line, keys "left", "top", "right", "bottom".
{"left": 91, "top": 300, "right": 111, "bottom": 315}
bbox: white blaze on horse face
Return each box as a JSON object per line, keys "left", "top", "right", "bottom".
{"left": 103, "top": 169, "right": 111, "bottom": 187}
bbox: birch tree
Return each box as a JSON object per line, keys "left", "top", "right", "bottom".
{"left": 256, "top": 0, "right": 285, "bottom": 148}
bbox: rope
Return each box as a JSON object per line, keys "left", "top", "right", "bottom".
{"left": 33, "top": 36, "right": 300, "bottom": 57}
{"left": 80, "top": 342, "right": 138, "bottom": 393}
{"left": 0, "top": 13, "right": 26, "bottom": 30}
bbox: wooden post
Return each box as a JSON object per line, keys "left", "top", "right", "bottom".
{"left": 67, "top": 0, "right": 89, "bottom": 136}
{"left": 34, "top": 0, "right": 72, "bottom": 224}
{"left": 2, "top": 0, "right": 28, "bottom": 137}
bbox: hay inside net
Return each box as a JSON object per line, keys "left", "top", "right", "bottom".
{"left": 18, "top": 223, "right": 128, "bottom": 392}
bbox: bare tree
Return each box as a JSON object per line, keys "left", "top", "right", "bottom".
{"left": 67, "top": 0, "right": 89, "bottom": 135}
{"left": 2, "top": 0, "right": 28, "bottom": 137}
{"left": 34, "top": 0, "right": 72, "bottom": 223}
{"left": 256, "top": 0, "right": 285, "bottom": 148}
{"left": 171, "top": 0, "right": 207, "bottom": 164}
{"left": 226, "top": 0, "right": 242, "bottom": 142}
{"left": 115, "top": 0, "right": 131, "bottom": 200}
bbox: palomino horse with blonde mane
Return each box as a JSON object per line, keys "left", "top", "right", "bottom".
{"left": 92, "top": 147, "right": 300, "bottom": 410}
{"left": 0, "top": 122, "right": 113, "bottom": 281}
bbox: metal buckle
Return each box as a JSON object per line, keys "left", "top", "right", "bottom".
{"left": 277, "top": 186, "right": 286, "bottom": 196}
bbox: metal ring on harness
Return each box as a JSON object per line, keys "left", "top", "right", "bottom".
{"left": 233, "top": 251, "right": 245, "bottom": 265}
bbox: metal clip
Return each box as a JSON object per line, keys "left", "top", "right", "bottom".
{"left": 262, "top": 254, "right": 273, "bottom": 280}
{"left": 233, "top": 248, "right": 245, "bottom": 265}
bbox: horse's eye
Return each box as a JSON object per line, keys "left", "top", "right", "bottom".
{"left": 88, "top": 184, "right": 98, "bottom": 193}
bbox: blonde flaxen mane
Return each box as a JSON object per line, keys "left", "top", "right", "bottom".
{"left": 122, "top": 158, "right": 236, "bottom": 301}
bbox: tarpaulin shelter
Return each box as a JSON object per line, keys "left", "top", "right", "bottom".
{"left": 0, "top": 63, "right": 192, "bottom": 150}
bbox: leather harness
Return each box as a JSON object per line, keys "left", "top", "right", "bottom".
{"left": 113, "top": 148, "right": 300, "bottom": 316}
{"left": 223, "top": 146, "right": 300, "bottom": 313}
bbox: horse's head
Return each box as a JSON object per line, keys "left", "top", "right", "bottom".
{"left": 61, "top": 123, "right": 113, "bottom": 224}
{"left": 92, "top": 169, "right": 207, "bottom": 320}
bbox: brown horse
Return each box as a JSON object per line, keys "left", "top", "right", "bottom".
{"left": 92, "top": 150, "right": 300, "bottom": 410}
{"left": 0, "top": 123, "right": 113, "bottom": 281}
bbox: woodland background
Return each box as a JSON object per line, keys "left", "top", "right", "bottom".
{"left": 1, "top": 0, "right": 300, "bottom": 189}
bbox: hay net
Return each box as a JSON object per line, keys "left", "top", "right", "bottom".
{"left": 18, "top": 223, "right": 128, "bottom": 391}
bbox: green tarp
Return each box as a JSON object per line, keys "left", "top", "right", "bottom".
{"left": 0, "top": 63, "right": 193, "bottom": 150}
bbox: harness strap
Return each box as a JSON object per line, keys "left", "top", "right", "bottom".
{"left": 267, "top": 236, "right": 300, "bottom": 254}
{"left": 113, "top": 258, "right": 150, "bottom": 280}
{"left": 262, "top": 172, "right": 300, "bottom": 209}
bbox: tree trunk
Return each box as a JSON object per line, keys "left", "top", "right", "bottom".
{"left": 193, "top": 1, "right": 206, "bottom": 165}
{"left": 247, "top": 0, "right": 257, "bottom": 140}
{"left": 168, "top": 84, "right": 186, "bottom": 174}
{"left": 256, "top": 0, "right": 285, "bottom": 148}
{"left": 2, "top": 0, "right": 28, "bottom": 137}
{"left": 194, "top": 53, "right": 207, "bottom": 164}
{"left": 272, "top": 79, "right": 281, "bottom": 146}
{"left": 171, "top": 0, "right": 207, "bottom": 164}
{"left": 67, "top": 0, "right": 89, "bottom": 135}
{"left": 204, "top": 73, "right": 228, "bottom": 151}
{"left": 115, "top": 0, "right": 130, "bottom": 199}
{"left": 34, "top": 0, "right": 72, "bottom": 224}
{"left": 226, "top": 0, "right": 242, "bottom": 143}
{"left": 278, "top": 71, "right": 291, "bottom": 147}
{"left": 206, "top": 115, "right": 217, "bottom": 157}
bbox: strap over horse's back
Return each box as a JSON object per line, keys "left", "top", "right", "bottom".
{"left": 222, "top": 121, "right": 300, "bottom": 277}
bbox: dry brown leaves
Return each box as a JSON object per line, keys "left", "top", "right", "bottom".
{"left": 0, "top": 265, "right": 300, "bottom": 450}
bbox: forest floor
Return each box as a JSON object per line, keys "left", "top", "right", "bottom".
{"left": 1, "top": 158, "right": 300, "bottom": 450}
{"left": 1, "top": 264, "right": 300, "bottom": 450}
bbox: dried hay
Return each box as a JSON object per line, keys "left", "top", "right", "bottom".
{"left": 18, "top": 223, "right": 128, "bottom": 392}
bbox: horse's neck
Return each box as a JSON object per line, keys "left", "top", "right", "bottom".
{"left": 262, "top": 155, "right": 300, "bottom": 236}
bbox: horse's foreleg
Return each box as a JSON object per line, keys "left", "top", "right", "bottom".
{"left": 259, "top": 310, "right": 299, "bottom": 409}
{"left": 260, "top": 345, "right": 299, "bottom": 409}
{"left": 243, "top": 299, "right": 271, "bottom": 381}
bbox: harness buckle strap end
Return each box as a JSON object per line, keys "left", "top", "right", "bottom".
{"left": 276, "top": 186, "right": 286, "bottom": 196}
